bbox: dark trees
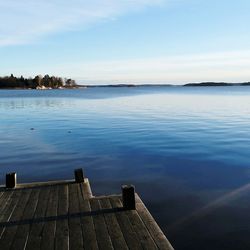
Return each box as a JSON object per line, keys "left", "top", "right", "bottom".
{"left": 0, "top": 74, "right": 75, "bottom": 89}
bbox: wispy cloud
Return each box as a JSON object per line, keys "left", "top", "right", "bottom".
{"left": 54, "top": 50, "right": 250, "bottom": 84}
{"left": 11, "top": 50, "right": 250, "bottom": 84}
{"left": 0, "top": 0, "right": 165, "bottom": 46}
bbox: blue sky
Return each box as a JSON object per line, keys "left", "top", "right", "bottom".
{"left": 1, "top": 0, "right": 250, "bottom": 84}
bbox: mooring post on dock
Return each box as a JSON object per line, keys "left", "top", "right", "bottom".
{"left": 74, "top": 168, "right": 85, "bottom": 183}
{"left": 122, "top": 184, "right": 136, "bottom": 210}
{"left": 6, "top": 172, "right": 17, "bottom": 188}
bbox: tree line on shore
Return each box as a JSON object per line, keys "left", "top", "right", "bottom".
{"left": 0, "top": 74, "right": 77, "bottom": 89}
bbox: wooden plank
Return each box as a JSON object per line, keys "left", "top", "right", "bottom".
{"left": 118, "top": 196, "right": 158, "bottom": 250}
{"left": 0, "top": 191, "right": 15, "bottom": 217}
{"left": 89, "top": 198, "right": 114, "bottom": 250}
{"left": 14, "top": 180, "right": 75, "bottom": 189}
{"left": 0, "top": 191, "right": 13, "bottom": 219}
{"left": 40, "top": 185, "right": 59, "bottom": 250}
{"left": 109, "top": 196, "right": 142, "bottom": 250}
{"left": 135, "top": 195, "right": 174, "bottom": 250}
{"left": 0, "top": 189, "right": 22, "bottom": 238}
{"left": 54, "top": 184, "right": 69, "bottom": 250}
{"left": 0, "top": 188, "right": 32, "bottom": 250}
{"left": 99, "top": 198, "right": 128, "bottom": 250}
{"left": 68, "top": 183, "right": 83, "bottom": 250}
{"left": 77, "top": 185, "right": 98, "bottom": 250}
{"left": 25, "top": 186, "right": 51, "bottom": 250}
{"left": 0, "top": 189, "right": 5, "bottom": 200}
{"left": 10, "top": 188, "right": 41, "bottom": 250}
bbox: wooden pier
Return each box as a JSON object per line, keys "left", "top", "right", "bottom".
{"left": 0, "top": 169, "right": 174, "bottom": 250}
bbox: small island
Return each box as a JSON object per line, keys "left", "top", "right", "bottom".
{"left": 0, "top": 74, "right": 77, "bottom": 89}
{"left": 183, "top": 82, "right": 250, "bottom": 87}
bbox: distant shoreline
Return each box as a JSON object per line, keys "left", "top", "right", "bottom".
{"left": 78, "top": 82, "right": 250, "bottom": 88}
{"left": 1, "top": 82, "right": 250, "bottom": 89}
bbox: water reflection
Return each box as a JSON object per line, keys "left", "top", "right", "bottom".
{"left": 0, "top": 98, "right": 72, "bottom": 110}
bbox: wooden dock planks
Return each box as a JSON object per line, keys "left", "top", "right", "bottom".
{"left": 0, "top": 188, "right": 32, "bottom": 249}
{"left": 10, "top": 188, "right": 41, "bottom": 250}
{"left": 40, "top": 185, "right": 58, "bottom": 250}
{"left": 99, "top": 198, "right": 128, "bottom": 250}
{"left": 110, "top": 196, "right": 143, "bottom": 250}
{"left": 77, "top": 184, "right": 99, "bottom": 250}
{"left": 54, "top": 184, "right": 69, "bottom": 250}
{"left": 89, "top": 198, "right": 114, "bottom": 250}
{"left": 0, "top": 179, "right": 174, "bottom": 250}
{"left": 25, "top": 186, "right": 51, "bottom": 250}
{"left": 68, "top": 183, "right": 84, "bottom": 250}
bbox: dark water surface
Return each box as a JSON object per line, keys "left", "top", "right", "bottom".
{"left": 1, "top": 86, "right": 250, "bottom": 249}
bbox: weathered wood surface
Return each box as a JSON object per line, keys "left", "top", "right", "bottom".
{"left": 0, "top": 179, "right": 174, "bottom": 250}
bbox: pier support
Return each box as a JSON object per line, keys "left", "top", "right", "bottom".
{"left": 122, "top": 185, "right": 135, "bottom": 210}
{"left": 6, "top": 172, "right": 17, "bottom": 188}
{"left": 74, "top": 168, "right": 85, "bottom": 183}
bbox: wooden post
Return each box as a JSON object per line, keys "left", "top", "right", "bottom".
{"left": 6, "top": 172, "right": 17, "bottom": 188}
{"left": 122, "top": 185, "right": 135, "bottom": 210}
{"left": 74, "top": 168, "right": 85, "bottom": 183}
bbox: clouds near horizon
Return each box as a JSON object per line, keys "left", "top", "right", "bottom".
{"left": 55, "top": 50, "right": 250, "bottom": 84}
{"left": 7, "top": 50, "right": 250, "bottom": 84}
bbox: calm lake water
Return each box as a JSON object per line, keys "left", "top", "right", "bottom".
{"left": 1, "top": 86, "right": 250, "bottom": 249}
